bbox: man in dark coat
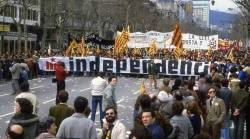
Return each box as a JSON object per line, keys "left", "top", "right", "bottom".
{"left": 49, "top": 90, "right": 74, "bottom": 130}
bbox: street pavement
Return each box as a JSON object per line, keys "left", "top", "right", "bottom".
{"left": 0, "top": 76, "right": 159, "bottom": 138}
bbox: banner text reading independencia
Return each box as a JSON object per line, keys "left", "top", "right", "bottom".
{"left": 39, "top": 56, "right": 210, "bottom": 76}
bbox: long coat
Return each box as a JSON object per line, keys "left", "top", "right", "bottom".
{"left": 49, "top": 103, "right": 74, "bottom": 128}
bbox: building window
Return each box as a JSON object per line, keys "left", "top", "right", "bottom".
{"left": 33, "top": 10, "right": 38, "bottom": 21}
{"left": 28, "top": 9, "right": 32, "bottom": 20}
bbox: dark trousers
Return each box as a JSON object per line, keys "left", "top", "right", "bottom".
{"left": 91, "top": 96, "right": 104, "bottom": 127}
{"left": 205, "top": 122, "right": 222, "bottom": 139}
{"left": 232, "top": 112, "right": 245, "bottom": 139}
{"left": 246, "top": 112, "right": 250, "bottom": 139}
{"left": 56, "top": 80, "right": 65, "bottom": 104}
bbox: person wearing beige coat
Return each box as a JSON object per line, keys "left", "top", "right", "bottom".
{"left": 205, "top": 86, "right": 226, "bottom": 139}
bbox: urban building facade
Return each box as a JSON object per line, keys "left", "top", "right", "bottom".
{"left": 0, "top": 0, "right": 40, "bottom": 56}
{"left": 192, "top": 0, "right": 210, "bottom": 28}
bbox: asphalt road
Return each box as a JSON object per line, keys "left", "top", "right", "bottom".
{"left": 0, "top": 76, "right": 159, "bottom": 138}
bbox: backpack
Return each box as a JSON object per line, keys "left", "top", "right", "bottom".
{"left": 19, "top": 68, "right": 28, "bottom": 83}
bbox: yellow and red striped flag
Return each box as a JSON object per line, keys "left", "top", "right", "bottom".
{"left": 147, "top": 40, "right": 157, "bottom": 58}
{"left": 171, "top": 23, "right": 183, "bottom": 59}
{"left": 139, "top": 80, "right": 146, "bottom": 95}
{"left": 227, "top": 48, "right": 235, "bottom": 62}
{"left": 114, "top": 26, "right": 129, "bottom": 50}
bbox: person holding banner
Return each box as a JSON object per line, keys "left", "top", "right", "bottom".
{"left": 55, "top": 61, "right": 68, "bottom": 104}
{"left": 148, "top": 59, "right": 157, "bottom": 89}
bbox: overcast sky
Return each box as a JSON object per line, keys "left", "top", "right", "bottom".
{"left": 210, "top": 0, "right": 239, "bottom": 13}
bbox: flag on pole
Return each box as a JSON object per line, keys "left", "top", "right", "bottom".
{"left": 78, "top": 37, "right": 86, "bottom": 56}
{"left": 206, "top": 45, "right": 212, "bottom": 58}
{"left": 227, "top": 48, "right": 235, "bottom": 62}
{"left": 114, "top": 26, "right": 129, "bottom": 50}
{"left": 139, "top": 80, "right": 146, "bottom": 95}
{"left": 147, "top": 40, "right": 157, "bottom": 58}
{"left": 171, "top": 23, "right": 183, "bottom": 59}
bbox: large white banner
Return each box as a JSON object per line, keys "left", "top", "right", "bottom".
{"left": 119, "top": 31, "right": 218, "bottom": 50}
{"left": 39, "top": 56, "right": 210, "bottom": 76}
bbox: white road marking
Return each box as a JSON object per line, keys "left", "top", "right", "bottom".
{"left": 0, "top": 94, "right": 10, "bottom": 97}
{"left": 80, "top": 88, "right": 91, "bottom": 92}
{"left": 118, "top": 104, "right": 126, "bottom": 109}
{"left": 42, "top": 99, "right": 56, "bottom": 104}
{"left": 30, "top": 86, "right": 43, "bottom": 90}
{"left": 133, "top": 90, "right": 140, "bottom": 95}
{"left": 116, "top": 98, "right": 125, "bottom": 104}
{"left": 0, "top": 112, "right": 14, "bottom": 118}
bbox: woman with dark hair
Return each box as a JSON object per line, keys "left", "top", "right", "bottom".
{"left": 129, "top": 125, "right": 152, "bottom": 139}
{"left": 169, "top": 101, "right": 194, "bottom": 139}
{"left": 186, "top": 101, "right": 202, "bottom": 136}
{"left": 36, "top": 116, "right": 57, "bottom": 139}
{"left": 6, "top": 98, "right": 39, "bottom": 139}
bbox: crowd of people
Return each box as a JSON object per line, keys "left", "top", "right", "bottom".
{"left": 2, "top": 46, "right": 250, "bottom": 139}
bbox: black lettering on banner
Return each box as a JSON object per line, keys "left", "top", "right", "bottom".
{"left": 69, "top": 57, "right": 74, "bottom": 72}
{"left": 130, "top": 59, "right": 140, "bottom": 73}
{"left": 180, "top": 61, "right": 192, "bottom": 75}
{"left": 142, "top": 60, "right": 149, "bottom": 74}
{"left": 103, "top": 60, "right": 113, "bottom": 73}
{"left": 194, "top": 62, "right": 203, "bottom": 75}
{"left": 76, "top": 59, "right": 87, "bottom": 72}
{"left": 203, "top": 62, "right": 210, "bottom": 75}
{"left": 90, "top": 56, "right": 99, "bottom": 72}
{"left": 156, "top": 60, "right": 166, "bottom": 74}
{"left": 168, "top": 60, "right": 178, "bottom": 74}
{"left": 116, "top": 59, "right": 127, "bottom": 73}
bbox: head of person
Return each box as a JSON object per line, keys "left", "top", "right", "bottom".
{"left": 186, "top": 101, "right": 202, "bottom": 115}
{"left": 139, "top": 94, "right": 151, "bottom": 110}
{"left": 98, "top": 72, "right": 105, "bottom": 78}
{"left": 187, "top": 80, "right": 195, "bottom": 90}
{"left": 108, "top": 75, "right": 117, "bottom": 86}
{"left": 210, "top": 67, "right": 217, "bottom": 74}
{"left": 174, "top": 79, "right": 182, "bottom": 87}
{"left": 40, "top": 116, "right": 57, "bottom": 135}
{"left": 220, "top": 79, "right": 228, "bottom": 87}
{"left": 6, "top": 124, "right": 24, "bottom": 139}
{"left": 173, "top": 90, "right": 183, "bottom": 101}
{"left": 129, "top": 125, "right": 152, "bottom": 139}
{"left": 230, "top": 73, "right": 238, "bottom": 79}
{"left": 58, "top": 90, "right": 69, "bottom": 103}
{"left": 199, "top": 72, "right": 206, "bottom": 78}
{"left": 207, "top": 86, "right": 218, "bottom": 99}
{"left": 74, "top": 96, "right": 88, "bottom": 113}
{"left": 141, "top": 109, "right": 156, "bottom": 127}
{"left": 15, "top": 98, "right": 33, "bottom": 114}
{"left": 20, "top": 82, "right": 29, "bottom": 92}
{"left": 162, "top": 79, "right": 170, "bottom": 87}
{"left": 104, "top": 106, "right": 118, "bottom": 123}
{"left": 172, "top": 101, "right": 184, "bottom": 116}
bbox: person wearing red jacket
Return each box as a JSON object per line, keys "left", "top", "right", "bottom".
{"left": 55, "top": 61, "right": 68, "bottom": 104}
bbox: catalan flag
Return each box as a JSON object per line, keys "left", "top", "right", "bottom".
{"left": 148, "top": 40, "right": 157, "bottom": 58}
{"left": 139, "top": 80, "right": 146, "bottom": 95}
{"left": 171, "top": 23, "right": 183, "bottom": 59}
{"left": 114, "top": 26, "right": 129, "bottom": 50}
{"left": 206, "top": 46, "right": 212, "bottom": 58}
{"left": 227, "top": 48, "right": 235, "bottom": 62}
{"left": 78, "top": 37, "right": 86, "bottom": 57}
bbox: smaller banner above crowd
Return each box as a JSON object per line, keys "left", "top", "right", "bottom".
{"left": 122, "top": 31, "right": 218, "bottom": 50}
{"left": 39, "top": 56, "right": 210, "bottom": 76}
{"left": 218, "top": 39, "right": 243, "bottom": 50}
